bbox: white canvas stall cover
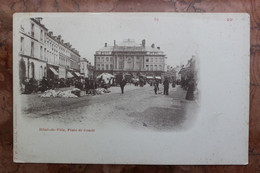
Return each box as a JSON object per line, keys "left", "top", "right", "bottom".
{"left": 97, "top": 73, "right": 115, "bottom": 84}
{"left": 67, "top": 72, "right": 74, "bottom": 78}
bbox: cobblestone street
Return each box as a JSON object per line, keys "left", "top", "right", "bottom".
{"left": 22, "top": 84, "right": 199, "bottom": 131}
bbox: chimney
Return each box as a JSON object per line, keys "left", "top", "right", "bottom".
{"left": 114, "top": 40, "right": 116, "bottom": 47}
{"left": 142, "top": 39, "right": 146, "bottom": 47}
{"left": 61, "top": 39, "right": 64, "bottom": 43}
{"left": 157, "top": 47, "right": 160, "bottom": 50}
{"left": 57, "top": 35, "right": 61, "bottom": 41}
{"left": 151, "top": 44, "right": 155, "bottom": 48}
{"left": 105, "top": 43, "right": 107, "bottom": 47}
{"left": 65, "top": 42, "right": 70, "bottom": 47}
{"left": 49, "top": 31, "right": 53, "bottom": 36}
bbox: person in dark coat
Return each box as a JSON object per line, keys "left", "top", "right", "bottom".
{"left": 154, "top": 80, "right": 159, "bottom": 94}
{"left": 40, "top": 76, "right": 48, "bottom": 92}
{"left": 120, "top": 79, "right": 127, "bottom": 94}
{"left": 172, "top": 80, "right": 176, "bottom": 88}
{"left": 186, "top": 79, "right": 195, "bottom": 100}
{"left": 163, "top": 78, "right": 169, "bottom": 95}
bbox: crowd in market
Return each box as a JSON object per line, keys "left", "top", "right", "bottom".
{"left": 21, "top": 73, "right": 197, "bottom": 101}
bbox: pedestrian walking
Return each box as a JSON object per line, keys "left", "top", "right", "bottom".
{"left": 154, "top": 80, "right": 159, "bottom": 94}
{"left": 163, "top": 78, "right": 169, "bottom": 95}
{"left": 156, "top": 80, "right": 159, "bottom": 91}
{"left": 120, "top": 78, "right": 127, "bottom": 94}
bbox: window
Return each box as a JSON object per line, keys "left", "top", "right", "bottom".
{"left": 40, "top": 66, "right": 43, "bottom": 79}
{"left": 106, "top": 64, "right": 109, "bottom": 70}
{"left": 155, "top": 58, "right": 157, "bottom": 62}
{"left": 40, "top": 46, "right": 43, "bottom": 59}
{"left": 44, "top": 67, "right": 47, "bottom": 77}
{"left": 106, "top": 57, "right": 109, "bottom": 62}
{"left": 146, "top": 65, "right": 149, "bottom": 70}
{"left": 119, "top": 62, "right": 124, "bottom": 69}
{"left": 20, "top": 37, "right": 24, "bottom": 52}
{"left": 40, "top": 30, "right": 43, "bottom": 41}
{"left": 150, "top": 65, "right": 153, "bottom": 71}
{"left": 150, "top": 58, "right": 153, "bottom": 62}
{"left": 127, "top": 57, "right": 132, "bottom": 63}
{"left": 97, "top": 57, "right": 100, "bottom": 62}
{"left": 154, "top": 65, "right": 157, "bottom": 71}
{"left": 146, "top": 58, "right": 149, "bottom": 62}
{"left": 31, "top": 42, "right": 34, "bottom": 56}
{"left": 30, "top": 62, "right": 35, "bottom": 79}
{"left": 110, "top": 64, "right": 113, "bottom": 70}
{"left": 110, "top": 57, "right": 113, "bottom": 62}
{"left": 97, "top": 64, "right": 100, "bottom": 70}
{"left": 44, "top": 48, "right": 46, "bottom": 60}
{"left": 31, "top": 23, "right": 34, "bottom": 37}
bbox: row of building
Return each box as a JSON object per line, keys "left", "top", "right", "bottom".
{"left": 18, "top": 18, "right": 170, "bottom": 88}
{"left": 18, "top": 17, "right": 94, "bottom": 86}
{"left": 165, "top": 55, "right": 197, "bottom": 83}
{"left": 93, "top": 39, "right": 167, "bottom": 78}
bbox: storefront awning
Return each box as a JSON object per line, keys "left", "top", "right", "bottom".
{"left": 74, "top": 72, "right": 81, "bottom": 77}
{"left": 155, "top": 76, "right": 161, "bottom": 79}
{"left": 146, "top": 76, "right": 153, "bottom": 79}
{"left": 49, "top": 67, "right": 58, "bottom": 75}
{"left": 67, "top": 72, "right": 74, "bottom": 78}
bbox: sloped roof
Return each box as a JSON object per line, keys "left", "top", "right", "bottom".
{"left": 97, "top": 39, "right": 164, "bottom": 54}
{"left": 118, "top": 39, "right": 141, "bottom": 47}
{"left": 145, "top": 46, "right": 163, "bottom": 53}
{"left": 97, "top": 46, "right": 114, "bottom": 52}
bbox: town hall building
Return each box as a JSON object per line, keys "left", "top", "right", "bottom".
{"left": 94, "top": 39, "right": 167, "bottom": 78}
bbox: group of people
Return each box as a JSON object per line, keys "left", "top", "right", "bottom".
{"left": 21, "top": 76, "right": 85, "bottom": 94}
{"left": 153, "top": 77, "right": 196, "bottom": 100}
{"left": 150, "top": 78, "right": 170, "bottom": 95}
{"left": 118, "top": 77, "right": 171, "bottom": 96}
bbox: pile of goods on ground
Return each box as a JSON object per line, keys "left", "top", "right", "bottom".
{"left": 40, "top": 88, "right": 111, "bottom": 97}
{"left": 86, "top": 88, "right": 111, "bottom": 95}
{"left": 40, "top": 89, "right": 79, "bottom": 98}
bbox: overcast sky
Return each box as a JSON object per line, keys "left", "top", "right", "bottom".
{"left": 40, "top": 13, "right": 199, "bottom": 66}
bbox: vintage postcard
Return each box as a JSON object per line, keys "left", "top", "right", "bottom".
{"left": 13, "top": 13, "right": 249, "bottom": 164}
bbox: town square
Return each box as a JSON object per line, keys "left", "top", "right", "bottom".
{"left": 17, "top": 16, "right": 199, "bottom": 131}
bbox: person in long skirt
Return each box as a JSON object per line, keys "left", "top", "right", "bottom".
{"left": 163, "top": 78, "right": 169, "bottom": 95}
{"left": 186, "top": 79, "right": 195, "bottom": 100}
{"left": 120, "top": 79, "right": 127, "bottom": 94}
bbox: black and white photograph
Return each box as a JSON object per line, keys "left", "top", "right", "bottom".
{"left": 13, "top": 13, "right": 249, "bottom": 164}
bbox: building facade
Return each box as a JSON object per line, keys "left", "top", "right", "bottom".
{"left": 18, "top": 17, "right": 84, "bottom": 91}
{"left": 80, "top": 58, "right": 95, "bottom": 79}
{"left": 19, "top": 17, "right": 48, "bottom": 83}
{"left": 178, "top": 55, "right": 197, "bottom": 82}
{"left": 94, "top": 39, "right": 166, "bottom": 78}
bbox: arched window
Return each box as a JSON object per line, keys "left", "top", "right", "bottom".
{"left": 40, "top": 66, "right": 43, "bottom": 79}
{"left": 44, "top": 67, "right": 47, "bottom": 77}
{"left": 30, "top": 62, "right": 35, "bottom": 79}
{"left": 19, "top": 58, "right": 26, "bottom": 84}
